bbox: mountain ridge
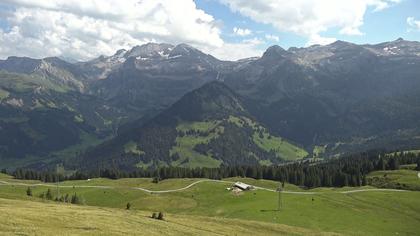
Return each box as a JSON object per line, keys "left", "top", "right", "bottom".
{"left": 1, "top": 38, "right": 420, "bottom": 170}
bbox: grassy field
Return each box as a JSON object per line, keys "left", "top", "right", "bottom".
{"left": 229, "top": 115, "right": 308, "bottom": 161}
{"left": 252, "top": 132, "right": 308, "bottom": 161}
{"left": 170, "top": 121, "right": 223, "bottom": 168}
{"left": 0, "top": 88, "right": 9, "bottom": 101}
{"left": 1, "top": 175, "right": 419, "bottom": 235}
{"left": 0, "top": 198, "right": 330, "bottom": 236}
{"left": 367, "top": 169, "right": 420, "bottom": 191}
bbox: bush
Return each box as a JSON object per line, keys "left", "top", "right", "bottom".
{"left": 152, "top": 177, "right": 160, "bottom": 184}
{"left": 126, "top": 202, "right": 131, "bottom": 210}
{"left": 70, "top": 193, "right": 84, "bottom": 205}
{"left": 157, "top": 212, "right": 164, "bottom": 220}
{"left": 151, "top": 212, "right": 157, "bottom": 219}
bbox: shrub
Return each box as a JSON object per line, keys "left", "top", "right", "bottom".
{"left": 157, "top": 212, "right": 164, "bottom": 220}
{"left": 152, "top": 177, "right": 160, "bottom": 184}
{"left": 70, "top": 193, "right": 84, "bottom": 204}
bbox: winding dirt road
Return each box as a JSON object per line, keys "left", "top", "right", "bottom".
{"left": 0, "top": 179, "right": 409, "bottom": 194}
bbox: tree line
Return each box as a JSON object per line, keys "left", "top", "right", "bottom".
{"left": 10, "top": 150, "right": 420, "bottom": 189}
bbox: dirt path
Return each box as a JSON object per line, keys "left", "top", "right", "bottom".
{"left": 0, "top": 179, "right": 409, "bottom": 194}
{"left": 340, "top": 188, "right": 407, "bottom": 194}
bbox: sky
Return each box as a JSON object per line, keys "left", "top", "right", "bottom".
{"left": 0, "top": 0, "right": 419, "bottom": 61}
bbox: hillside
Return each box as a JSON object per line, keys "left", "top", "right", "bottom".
{"left": 368, "top": 169, "right": 420, "bottom": 191}
{"left": 1, "top": 174, "right": 419, "bottom": 235}
{"left": 1, "top": 39, "right": 420, "bottom": 169}
{"left": 224, "top": 39, "right": 420, "bottom": 155}
{"left": 77, "top": 82, "right": 307, "bottom": 170}
{"left": 0, "top": 198, "right": 324, "bottom": 236}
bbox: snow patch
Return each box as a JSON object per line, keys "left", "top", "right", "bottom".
{"left": 168, "top": 55, "right": 182, "bottom": 59}
{"left": 136, "top": 56, "right": 148, "bottom": 61}
{"left": 158, "top": 50, "right": 169, "bottom": 59}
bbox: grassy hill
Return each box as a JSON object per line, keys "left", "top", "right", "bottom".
{"left": 1, "top": 174, "right": 419, "bottom": 235}
{"left": 0, "top": 198, "right": 328, "bottom": 236}
{"left": 367, "top": 169, "right": 420, "bottom": 191}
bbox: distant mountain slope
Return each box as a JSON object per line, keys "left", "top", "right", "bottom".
{"left": 223, "top": 38, "right": 420, "bottom": 156}
{"left": 77, "top": 82, "right": 307, "bottom": 170}
{"left": 1, "top": 39, "right": 420, "bottom": 170}
{"left": 0, "top": 70, "right": 120, "bottom": 168}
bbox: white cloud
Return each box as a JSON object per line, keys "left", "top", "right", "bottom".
{"left": 233, "top": 27, "right": 252, "bottom": 36}
{"left": 0, "top": 0, "right": 225, "bottom": 60}
{"left": 265, "top": 34, "right": 279, "bottom": 42}
{"left": 407, "top": 17, "right": 420, "bottom": 31}
{"left": 209, "top": 43, "right": 263, "bottom": 61}
{"left": 220, "top": 0, "right": 401, "bottom": 46}
{"left": 204, "top": 37, "right": 264, "bottom": 60}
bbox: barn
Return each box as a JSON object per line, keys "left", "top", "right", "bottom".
{"left": 233, "top": 182, "right": 254, "bottom": 191}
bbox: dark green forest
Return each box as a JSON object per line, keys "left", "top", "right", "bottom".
{"left": 9, "top": 150, "right": 419, "bottom": 189}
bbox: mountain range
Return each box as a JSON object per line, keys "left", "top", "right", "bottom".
{"left": 1, "top": 38, "right": 419, "bottom": 170}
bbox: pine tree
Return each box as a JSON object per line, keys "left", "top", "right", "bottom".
{"left": 416, "top": 158, "right": 420, "bottom": 171}
{"left": 126, "top": 202, "right": 131, "bottom": 210}
{"left": 26, "top": 187, "right": 32, "bottom": 197}
{"left": 377, "top": 157, "right": 386, "bottom": 170}
{"left": 362, "top": 175, "right": 367, "bottom": 186}
{"left": 389, "top": 157, "right": 399, "bottom": 170}
{"left": 46, "top": 189, "right": 53, "bottom": 200}
{"left": 71, "top": 193, "right": 79, "bottom": 204}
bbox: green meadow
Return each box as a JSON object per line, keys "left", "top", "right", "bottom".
{"left": 1, "top": 172, "right": 419, "bottom": 235}
{"left": 368, "top": 169, "right": 420, "bottom": 191}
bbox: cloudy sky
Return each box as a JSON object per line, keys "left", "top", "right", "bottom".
{"left": 0, "top": 0, "right": 419, "bottom": 61}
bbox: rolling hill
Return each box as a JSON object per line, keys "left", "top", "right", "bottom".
{"left": 1, "top": 173, "right": 419, "bottom": 235}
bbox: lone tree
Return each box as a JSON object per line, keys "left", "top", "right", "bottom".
{"left": 26, "top": 187, "right": 32, "bottom": 197}
{"left": 416, "top": 158, "right": 420, "bottom": 171}
{"left": 126, "top": 202, "right": 131, "bottom": 210}
{"left": 389, "top": 157, "right": 400, "bottom": 170}
{"left": 64, "top": 193, "right": 70, "bottom": 203}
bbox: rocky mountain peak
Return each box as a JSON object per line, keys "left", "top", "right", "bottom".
{"left": 124, "top": 43, "right": 174, "bottom": 59}
{"left": 262, "top": 45, "right": 288, "bottom": 58}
